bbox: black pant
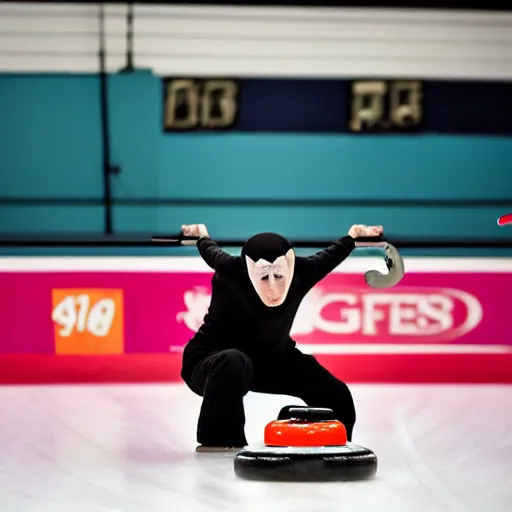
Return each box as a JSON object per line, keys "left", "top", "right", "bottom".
{"left": 182, "top": 348, "right": 356, "bottom": 447}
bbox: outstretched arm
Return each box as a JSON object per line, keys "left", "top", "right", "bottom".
{"left": 298, "top": 236, "right": 356, "bottom": 285}
{"left": 182, "top": 224, "right": 239, "bottom": 273}
{"left": 297, "top": 225, "right": 383, "bottom": 285}
{"left": 197, "top": 237, "right": 239, "bottom": 273}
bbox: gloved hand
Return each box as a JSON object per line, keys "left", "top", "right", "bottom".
{"left": 348, "top": 225, "right": 383, "bottom": 239}
{"left": 181, "top": 224, "right": 210, "bottom": 238}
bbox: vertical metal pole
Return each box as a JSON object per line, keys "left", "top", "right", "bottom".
{"left": 99, "top": 3, "right": 113, "bottom": 234}
{"left": 125, "top": 2, "right": 134, "bottom": 71}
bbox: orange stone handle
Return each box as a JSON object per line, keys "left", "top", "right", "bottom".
{"left": 264, "top": 419, "right": 347, "bottom": 447}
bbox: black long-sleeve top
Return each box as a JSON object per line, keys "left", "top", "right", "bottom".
{"left": 181, "top": 235, "right": 356, "bottom": 373}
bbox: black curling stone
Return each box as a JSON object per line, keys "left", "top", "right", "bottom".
{"left": 234, "top": 443, "right": 378, "bottom": 482}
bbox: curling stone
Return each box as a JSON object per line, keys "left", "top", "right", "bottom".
{"left": 234, "top": 406, "right": 378, "bottom": 481}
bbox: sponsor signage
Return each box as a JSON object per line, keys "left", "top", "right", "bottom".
{"left": 1, "top": 256, "right": 511, "bottom": 356}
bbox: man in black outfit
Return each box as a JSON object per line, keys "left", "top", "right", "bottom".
{"left": 180, "top": 223, "right": 383, "bottom": 452}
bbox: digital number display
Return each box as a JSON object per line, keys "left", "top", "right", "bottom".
{"left": 349, "top": 80, "right": 423, "bottom": 133}
{"left": 163, "top": 78, "right": 238, "bottom": 131}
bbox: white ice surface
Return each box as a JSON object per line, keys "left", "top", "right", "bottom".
{"left": 0, "top": 383, "right": 510, "bottom": 512}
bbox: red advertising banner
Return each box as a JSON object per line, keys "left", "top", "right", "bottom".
{"left": 1, "top": 256, "right": 511, "bottom": 383}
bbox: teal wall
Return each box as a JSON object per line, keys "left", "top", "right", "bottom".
{"left": 1, "top": 71, "right": 511, "bottom": 242}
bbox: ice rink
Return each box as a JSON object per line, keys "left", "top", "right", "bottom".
{"left": 1, "top": 383, "right": 511, "bottom": 512}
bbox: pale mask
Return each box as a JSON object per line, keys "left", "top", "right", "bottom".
{"left": 242, "top": 233, "right": 295, "bottom": 307}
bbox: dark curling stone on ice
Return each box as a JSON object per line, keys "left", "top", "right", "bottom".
{"left": 234, "top": 406, "right": 378, "bottom": 482}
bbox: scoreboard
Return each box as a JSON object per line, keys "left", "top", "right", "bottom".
{"left": 163, "top": 78, "right": 239, "bottom": 131}
{"left": 162, "top": 77, "right": 511, "bottom": 136}
{"left": 349, "top": 80, "right": 423, "bottom": 133}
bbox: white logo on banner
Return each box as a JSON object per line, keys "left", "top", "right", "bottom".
{"left": 52, "top": 294, "right": 116, "bottom": 338}
{"left": 175, "top": 286, "right": 483, "bottom": 340}
{"left": 176, "top": 287, "right": 212, "bottom": 332}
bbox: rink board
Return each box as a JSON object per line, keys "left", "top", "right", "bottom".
{"left": 1, "top": 256, "right": 511, "bottom": 384}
